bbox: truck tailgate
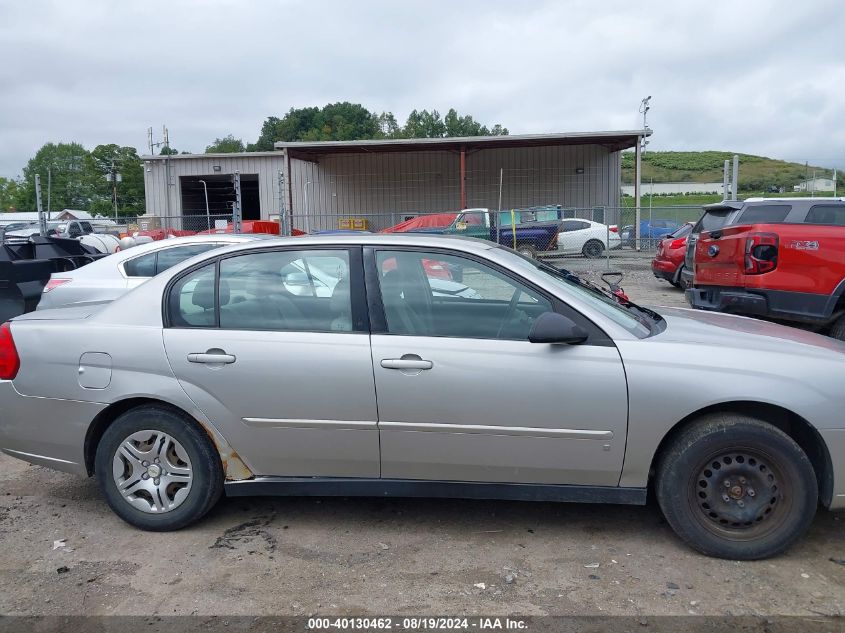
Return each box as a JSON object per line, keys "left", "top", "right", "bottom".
{"left": 694, "top": 224, "right": 752, "bottom": 287}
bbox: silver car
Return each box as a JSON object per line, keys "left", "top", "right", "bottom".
{"left": 1, "top": 234, "right": 843, "bottom": 559}
{"left": 36, "top": 234, "right": 273, "bottom": 310}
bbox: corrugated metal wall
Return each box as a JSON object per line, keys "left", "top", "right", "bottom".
{"left": 143, "top": 144, "right": 622, "bottom": 231}
{"left": 289, "top": 144, "right": 621, "bottom": 231}
{"left": 143, "top": 154, "right": 285, "bottom": 219}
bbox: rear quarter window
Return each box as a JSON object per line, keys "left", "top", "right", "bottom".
{"left": 802, "top": 205, "right": 845, "bottom": 226}
{"left": 736, "top": 205, "right": 792, "bottom": 224}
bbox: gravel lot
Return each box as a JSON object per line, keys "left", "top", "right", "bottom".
{"left": 1, "top": 259, "right": 843, "bottom": 618}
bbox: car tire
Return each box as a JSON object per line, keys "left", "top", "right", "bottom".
{"left": 655, "top": 413, "right": 817, "bottom": 560}
{"left": 670, "top": 265, "right": 685, "bottom": 288}
{"left": 829, "top": 313, "right": 845, "bottom": 341}
{"left": 517, "top": 245, "right": 537, "bottom": 259}
{"left": 95, "top": 405, "right": 224, "bottom": 531}
{"left": 582, "top": 240, "right": 605, "bottom": 258}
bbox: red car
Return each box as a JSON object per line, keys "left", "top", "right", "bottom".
{"left": 651, "top": 222, "right": 693, "bottom": 287}
{"left": 686, "top": 199, "right": 845, "bottom": 340}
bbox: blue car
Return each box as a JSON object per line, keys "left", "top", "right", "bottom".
{"left": 620, "top": 219, "right": 680, "bottom": 248}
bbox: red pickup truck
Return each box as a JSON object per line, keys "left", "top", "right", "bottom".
{"left": 686, "top": 198, "right": 845, "bottom": 340}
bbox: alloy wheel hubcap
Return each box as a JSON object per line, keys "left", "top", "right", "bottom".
{"left": 112, "top": 430, "right": 193, "bottom": 514}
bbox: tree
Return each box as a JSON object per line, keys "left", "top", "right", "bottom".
{"left": 443, "top": 108, "right": 508, "bottom": 137}
{"left": 88, "top": 144, "right": 145, "bottom": 216}
{"left": 247, "top": 103, "right": 508, "bottom": 148}
{"left": 15, "top": 142, "right": 95, "bottom": 212}
{"left": 0, "top": 177, "right": 20, "bottom": 212}
{"left": 403, "top": 109, "right": 447, "bottom": 138}
{"left": 205, "top": 135, "right": 245, "bottom": 153}
{"left": 159, "top": 147, "right": 179, "bottom": 155}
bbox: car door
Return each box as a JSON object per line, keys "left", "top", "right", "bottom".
{"left": 558, "top": 220, "right": 590, "bottom": 254}
{"left": 368, "top": 247, "right": 628, "bottom": 486}
{"left": 162, "top": 246, "right": 380, "bottom": 477}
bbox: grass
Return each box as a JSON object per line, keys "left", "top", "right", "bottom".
{"left": 620, "top": 150, "right": 841, "bottom": 191}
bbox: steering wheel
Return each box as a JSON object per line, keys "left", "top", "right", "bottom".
{"left": 495, "top": 288, "right": 522, "bottom": 339}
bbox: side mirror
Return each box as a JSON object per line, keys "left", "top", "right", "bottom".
{"left": 528, "top": 312, "right": 588, "bottom": 345}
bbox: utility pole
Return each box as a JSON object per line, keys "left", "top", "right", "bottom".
{"left": 811, "top": 169, "right": 816, "bottom": 197}
{"left": 723, "top": 160, "right": 730, "bottom": 200}
{"left": 277, "top": 170, "right": 286, "bottom": 236}
{"left": 111, "top": 158, "right": 118, "bottom": 219}
{"left": 35, "top": 174, "right": 46, "bottom": 236}
{"left": 46, "top": 166, "right": 51, "bottom": 220}
{"left": 639, "top": 96, "right": 651, "bottom": 154}
{"left": 163, "top": 125, "right": 171, "bottom": 230}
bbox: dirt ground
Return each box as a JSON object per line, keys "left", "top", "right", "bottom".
{"left": 1, "top": 262, "right": 843, "bottom": 618}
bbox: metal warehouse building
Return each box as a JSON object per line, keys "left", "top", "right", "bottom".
{"left": 142, "top": 130, "right": 649, "bottom": 232}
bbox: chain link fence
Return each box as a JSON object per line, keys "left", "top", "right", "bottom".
{"left": 285, "top": 204, "right": 705, "bottom": 274}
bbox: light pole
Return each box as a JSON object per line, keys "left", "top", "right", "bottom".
{"left": 303, "top": 181, "right": 312, "bottom": 234}
{"left": 199, "top": 180, "right": 210, "bottom": 230}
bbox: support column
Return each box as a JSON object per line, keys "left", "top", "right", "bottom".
{"left": 460, "top": 145, "right": 467, "bottom": 210}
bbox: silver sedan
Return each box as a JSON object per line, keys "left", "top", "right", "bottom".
{"left": 1, "top": 234, "right": 843, "bottom": 559}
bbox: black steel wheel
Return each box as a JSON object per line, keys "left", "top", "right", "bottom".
{"left": 656, "top": 413, "right": 817, "bottom": 560}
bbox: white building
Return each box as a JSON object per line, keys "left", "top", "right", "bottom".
{"left": 794, "top": 177, "right": 836, "bottom": 193}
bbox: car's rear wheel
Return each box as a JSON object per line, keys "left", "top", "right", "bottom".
{"left": 582, "top": 240, "right": 604, "bottom": 258}
{"left": 829, "top": 313, "right": 845, "bottom": 341}
{"left": 95, "top": 405, "right": 223, "bottom": 531}
{"left": 656, "top": 413, "right": 817, "bottom": 560}
{"left": 671, "top": 265, "right": 685, "bottom": 288}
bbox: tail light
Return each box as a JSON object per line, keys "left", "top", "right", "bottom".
{"left": 0, "top": 322, "right": 20, "bottom": 380}
{"left": 609, "top": 225, "right": 618, "bottom": 233}
{"left": 43, "top": 278, "right": 71, "bottom": 293}
{"left": 744, "top": 232, "right": 778, "bottom": 274}
{"left": 668, "top": 237, "right": 687, "bottom": 250}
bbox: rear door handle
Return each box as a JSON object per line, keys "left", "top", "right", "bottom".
{"left": 188, "top": 352, "right": 236, "bottom": 364}
{"left": 381, "top": 358, "right": 433, "bottom": 370}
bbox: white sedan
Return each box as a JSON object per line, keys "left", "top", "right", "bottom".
{"left": 556, "top": 219, "right": 621, "bottom": 258}
{"left": 37, "top": 234, "right": 274, "bottom": 311}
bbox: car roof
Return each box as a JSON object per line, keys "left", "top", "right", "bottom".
{"left": 196, "top": 233, "right": 497, "bottom": 259}
{"left": 121, "top": 233, "right": 274, "bottom": 256}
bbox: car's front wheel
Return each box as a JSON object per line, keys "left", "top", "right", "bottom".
{"left": 95, "top": 405, "right": 223, "bottom": 531}
{"left": 829, "top": 313, "right": 845, "bottom": 341}
{"left": 656, "top": 413, "right": 817, "bottom": 560}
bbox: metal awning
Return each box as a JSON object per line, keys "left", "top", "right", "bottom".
{"left": 275, "top": 130, "right": 650, "bottom": 160}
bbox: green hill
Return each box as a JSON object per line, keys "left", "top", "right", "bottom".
{"left": 620, "top": 151, "right": 839, "bottom": 191}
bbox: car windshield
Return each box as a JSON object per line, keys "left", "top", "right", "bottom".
{"left": 505, "top": 251, "right": 658, "bottom": 337}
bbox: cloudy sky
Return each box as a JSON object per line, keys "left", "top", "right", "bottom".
{"left": 1, "top": 0, "right": 843, "bottom": 177}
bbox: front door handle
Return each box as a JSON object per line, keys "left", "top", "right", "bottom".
{"left": 188, "top": 352, "right": 236, "bottom": 364}
{"left": 381, "top": 358, "right": 433, "bottom": 370}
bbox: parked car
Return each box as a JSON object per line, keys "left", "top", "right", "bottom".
{"left": 686, "top": 198, "right": 845, "bottom": 340}
{"left": 6, "top": 220, "right": 120, "bottom": 254}
{"left": 556, "top": 219, "right": 620, "bottom": 258}
{"left": 620, "top": 219, "right": 681, "bottom": 249}
{"left": 2, "top": 234, "right": 844, "bottom": 560}
{"left": 410, "top": 208, "right": 559, "bottom": 258}
{"left": 36, "top": 234, "right": 273, "bottom": 311}
{"left": 651, "top": 222, "right": 694, "bottom": 287}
